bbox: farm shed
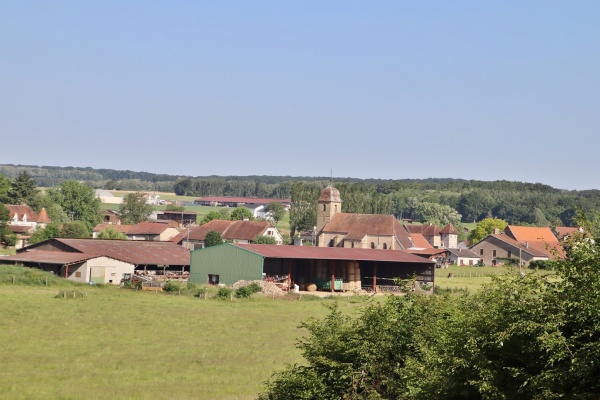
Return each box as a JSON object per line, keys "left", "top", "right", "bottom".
{"left": 2, "top": 238, "right": 190, "bottom": 284}
{"left": 189, "top": 243, "right": 435, "bottom": 292}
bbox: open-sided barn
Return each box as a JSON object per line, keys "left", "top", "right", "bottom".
{"left": 189, "top": 243, "right": 435, "bottom": 292}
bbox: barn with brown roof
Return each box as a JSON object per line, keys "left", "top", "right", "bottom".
{"left": 190, "top": 243, "right": 435, "bottom": 292}
{"left": 1, "top": 238, "right": 190, "bottom": 284}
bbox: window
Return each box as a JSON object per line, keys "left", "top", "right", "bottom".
{"left": 469, "top": 260, "right": 473, "bottom": 265}
{"left": 75, "top": 272, "right": 81, "bottom": 278}
{"left": 371, "top": 242, "right": 375, "bottom": 249}
{"left": 322, "top": 204, "right": 326, "bottom": 211}
{"left": 480, "top": 249, "right": 484, "bottom": 256}
{"left": 508, "top": 251, "right": 512, "bottom": 258}
{"left": 329, "top": 239, "right": 334, "bottom": 247}
{"left": 383, "top": 243, "right": 388, "bottom": 249}
{"left": 493, "top": 250, "right": 497, "bottom": 257}
{"left": 208, "top": 274, "right": 220, "bottom": 285}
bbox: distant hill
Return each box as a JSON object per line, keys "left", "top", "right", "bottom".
{"left": 2, "top": 163, "right": 599, "bottom": 228}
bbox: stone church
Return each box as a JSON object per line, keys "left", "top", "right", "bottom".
{"left": 315, "top": 184, "right": 415, "bottom": 250}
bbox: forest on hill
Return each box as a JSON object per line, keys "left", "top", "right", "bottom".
{"left": 2, "top": 164, "right": 599, "bottom": 232}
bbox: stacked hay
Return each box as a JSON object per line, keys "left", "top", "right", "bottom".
{"left": 232, "top": 280, "right": 285, "bottom": 296}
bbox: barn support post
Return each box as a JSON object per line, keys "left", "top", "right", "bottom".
{"left": 65, "top": 265, "right": 69, "bottom": 279}
{"left": 330, "top": 260, "right": 335, "bottom": 293}
{"left": 287, "top": 259, "right": 292, "bottom": 292}
{"left": 373, "top": 262, "right": 377, "bottom": 293}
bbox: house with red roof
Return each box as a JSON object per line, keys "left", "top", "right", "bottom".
{"left": 172, "top": 219, "right": 284, "bottom": 250}
{"left": 469, "top": 225, "right": 564, "bottom": 266}
{"left": 125, "top": 221, "right": 180, "bottom": 242}
{"left": 3, "top": 204, "right": 52, "bottom": 248}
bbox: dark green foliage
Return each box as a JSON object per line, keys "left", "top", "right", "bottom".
{"left": 96, "top": 226, "right": 128, "bottom": 240}
{"left": 230, "top": 207, "right": 254, "bottom": 221}
{"left": 204, "top": 230, "right": 223, "bottom": 247}
{"left": 163, "top": 280, "right": 185, "bottom": 292}
{"left": 234, "top": 282, "right": 262, "bottom": 298}
{"left": 214, "top": 286, "right": 232, "bottom": 299}
{"left": 28, "top": 222, "right": 61, "bottom": 244}
{"left": 260, "top": 218, "right": 600, "bottom": 399}
{"left": 46, "top": 180, "right": 100, "bottom": 232}
{"left": 200, "top": 209, "right": 230, "bottom": 224}
{"left": 252, "top": 235, "right": 277, "bottom": 244}
{"left": 165, "top": 204, "right": 185, "bottom": 212}
{"left": 8, "top": 171, "right": 40, "bottom": 207}
{"left": 59, "top": 221, "right": 90, "bottom": 238}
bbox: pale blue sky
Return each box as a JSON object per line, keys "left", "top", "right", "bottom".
{"left": 1, "top": 1, "right": 599, "bottom": 190}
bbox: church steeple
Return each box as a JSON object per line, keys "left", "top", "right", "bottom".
{"left": 316, "top": 184, "right": 342, "bottom": 233}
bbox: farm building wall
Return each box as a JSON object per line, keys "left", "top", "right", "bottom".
{"left": 189, "top": 244, "right": 264, "bottom": 286}
{"left": 67, "top": 257, "right": 134, "bottom": 285}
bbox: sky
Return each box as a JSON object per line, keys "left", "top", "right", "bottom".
{"left": 1, "top": 1, "right": 599, "bottom": 190}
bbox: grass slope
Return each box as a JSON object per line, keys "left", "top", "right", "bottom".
{"left": 0, "top": 266, "right": 360, "bottom": 399}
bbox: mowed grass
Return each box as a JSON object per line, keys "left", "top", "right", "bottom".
{"left": 0, "top": 268, "right": 363, "bottom": 400}
{"left": 434, "top": 264, "right": 531, "bottom": 292}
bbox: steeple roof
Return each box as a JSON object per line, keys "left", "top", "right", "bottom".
{"left": 318, "top": 184, "right": 342, "bottom": 203}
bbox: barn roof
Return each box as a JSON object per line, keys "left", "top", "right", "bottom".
{"left": 231, "top": 244, "right": 434, "bottom": 264}
{"left": 23, "top": 238, "right": 190, "bottom": 266}
{"left": 2, "top": 250, "right": 101, "bottom": 265}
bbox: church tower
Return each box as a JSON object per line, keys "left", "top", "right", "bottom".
{"left": 316, "top": 184, "right": 342, "bottom": 233}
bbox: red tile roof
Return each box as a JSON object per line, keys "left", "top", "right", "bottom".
{"left": 440, "top": 223, "right": 459, "bottom": 235}
{"left": 323, "top": 213, "right": 413, "bottom": 249}
{"left": 504, "top": 226, "right": 565, "bottom": 259}
{"left": 5, "top": 205, "right": 38, "bottom": 222}
{"left": 487, "top": 234, "right": 549, "bottom": 258}
{"left": 127, "top": 221, "right": 174, "bottom": 235}
{"left": 92, "top": 223, "right": 132, "bottom": 233}
{"left": 7, "top": 225, "right": 33, "bottom": 234}
{"left": 232, "top": 244, "right": 434, "bottom": 264}
{"left": 422, "top": 224, "right": 441, "bottom": 236}
{"left": 554, "top": 227, "right": 580, "bottom": 240}
{"left": 318, "top": 185, "right": 342, "bottom": 203}
{"left": 410, "top": 233, "right": 433, "bottom": 249}
{"left": 36, "top": 208, "right": 51, "bottom": 224}
{"left": 195, "top": 196, "right": 290, "bottom": 205}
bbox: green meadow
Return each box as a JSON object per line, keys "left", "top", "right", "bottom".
{"left": 0, "top": 263, "right": 533, "bottom": 399}
{"left": 0, "top": 266, "right": 358, "bottom": 400}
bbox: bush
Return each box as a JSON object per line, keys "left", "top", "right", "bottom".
{"left": 163, "top": 280, "right": 185, "bottom": 292}
{"left": 214, "top": 286, "right": 232, "bottom": 300}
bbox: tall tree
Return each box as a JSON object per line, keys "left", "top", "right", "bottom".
{"left": 200, "top": 209, "right": 230, "bottom": 225}
{"left": 265, "top": 202, "right": 285, "bottom": 226}
{"left": 46, "top": 180, "right": 100, "bottom": 233}
{"left": 8, "top": 171, "right": 40, "bottom": 208}
{"left": 0, "top": 173, "right": 11, "bottom": 204}
{"left": 468, "top": 217, "right": 508, "bottom": 245}
{"left": 59, "top": 221, "right": 90, "bottom": 238}
{"left": 118, "top": 192, "right": 153, "bottom": 224}
{"left": 230, "top": 207, "right": 254, "bottom": 221}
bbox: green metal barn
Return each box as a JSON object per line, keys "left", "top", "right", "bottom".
{"left": 190, "top": 243, "right": 435, "bottom": 292}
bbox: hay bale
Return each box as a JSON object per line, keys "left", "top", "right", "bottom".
{"left": 306, "top": 283, "right": 317, "bottom": 292}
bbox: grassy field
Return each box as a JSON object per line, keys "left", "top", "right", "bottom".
{"left": 0, "top": 266, "right": 363, "bottom": 399}
{"left": 434, "top": 264, "right": 525, "bottom": 292}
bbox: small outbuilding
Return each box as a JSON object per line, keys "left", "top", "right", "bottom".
{"left": 189, "top": 243, "right": 435, "bottom": 292}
